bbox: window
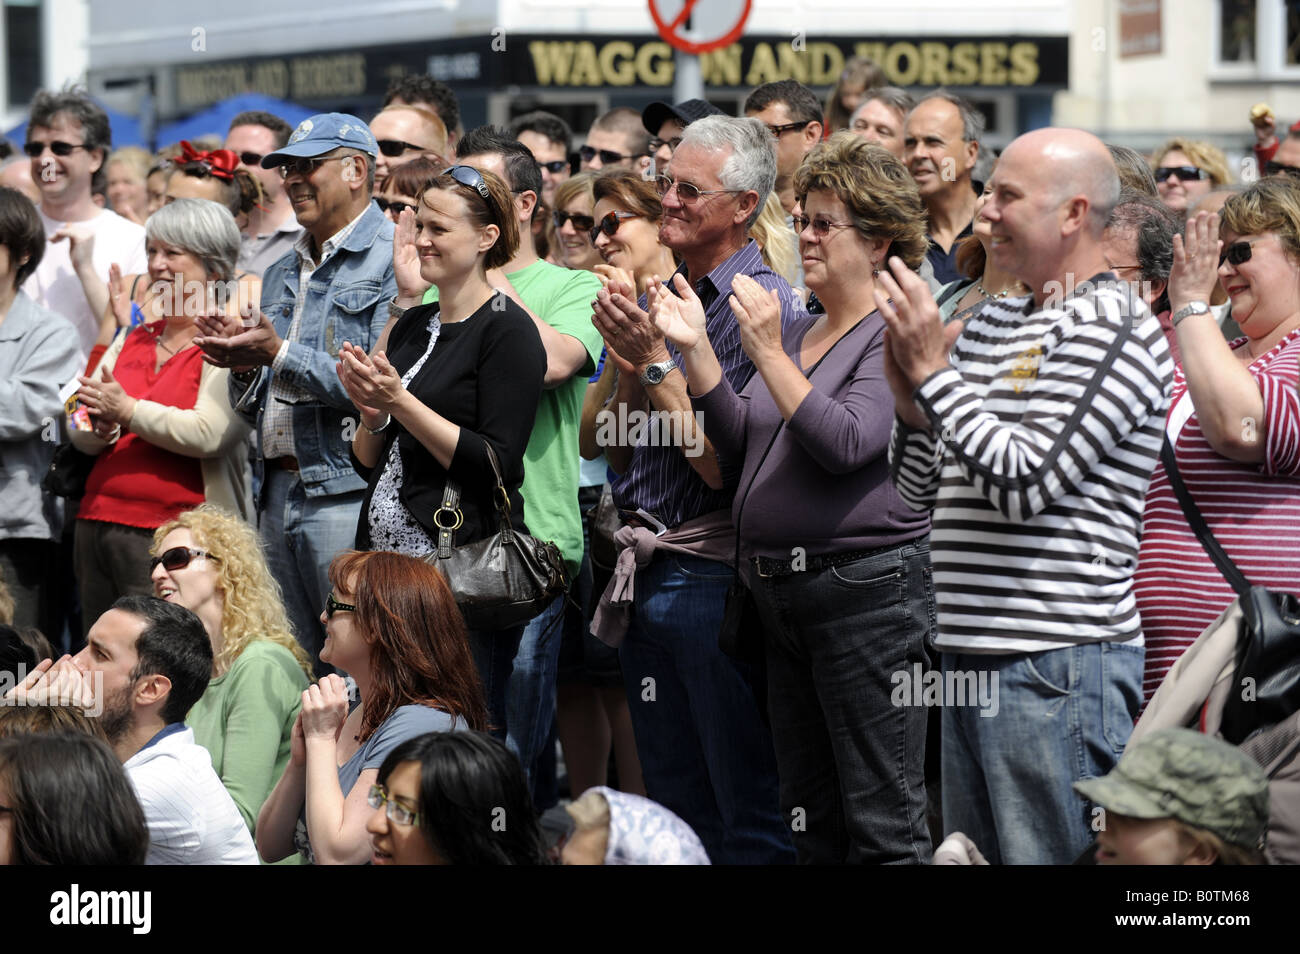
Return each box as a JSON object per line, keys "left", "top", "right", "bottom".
{"left": 1220, "top": 0, "right": 1257, "bottom": 63}
{"left": 5, "top": 0, "right": 41, "bottom": 108}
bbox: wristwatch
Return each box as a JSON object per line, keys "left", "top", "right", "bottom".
{"left": 1171, "top": 300, "right": 1211, "bottom": 327}
{"left": 389, "top": 298, "right": 409, "bottom": 320}
{"left": 638, "top": 360, "right": 678, "bottom": 386}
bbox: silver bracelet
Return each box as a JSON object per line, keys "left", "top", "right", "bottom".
{"left": 362, "top": 414, "right": 391, "bottom": 435}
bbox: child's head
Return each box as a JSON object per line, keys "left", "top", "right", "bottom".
{"left": 1075, "top": 728, "right": 1268, "bottom": 865}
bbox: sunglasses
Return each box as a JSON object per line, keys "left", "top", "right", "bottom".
{"left": 1219, "top": 239, "right": 1262, "bottom": 268}
{"left": 764, "top": 120, "right": 813, "bottom": 139}
{"left": 589, "top": 210, "right": 640, "bottom": 244}
{"left": 237, "top": 151, "right": 264, "bottom": 167}
{"left": 1154, "top": 165, "right": 1209, "bottom": 183}
{"left": 655, "top": 175, "right": 743, "bottom": 203}
{"left": 537, "top": 159, "right": 569, "bottom": 174}
{"left": 377, "top": 139, "right": 434, "bottom": 158}
{"left": 325, "top": 592, "right": 356, "bottom": 618}
{"left": 23, "top": 140, "right": 88, "bottom": 158}
{"left": 277, "top": 155, "right": 352, "bottom": 179}
{"left": 376, "top": 197, "right": 415, "bottom": 217}
{"left": 579, "top": 145, "right": 644, "bottom": 165}
{"left": 445, "top": 164, "right": 491, "bottom": 200}
{"left": 1266, "top": 160, "right": 1300, "bottom": 179}
{"left": 149, "top": 547, "right": 219, "bottom": 574}
{"left": 367, "top": 784, "right": 419, "bottom": 826}
{"left": 648, "top": 136, "right": 683, "bottom": 153}
{"left": 553, "top": 209, "right": 594, "bottom": 232}
{"left": 792, "top": 214, "right": 855, "bottom": 237}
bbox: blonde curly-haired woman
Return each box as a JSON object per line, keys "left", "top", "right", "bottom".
{"left": 149, "top": 504, "right": 313, "bottom": 858}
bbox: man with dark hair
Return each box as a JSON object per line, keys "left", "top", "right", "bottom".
{"left": 225, "top": 110, "right": 302, "bottom": 277}
{"left": 383, "top": 75, "right": 462, "bottom": 151}
{"left": 641, "top": 98, "right": 723, "bottom": 178}
{"left": 416, "top": 126, "right": 601, "bottom": 794}
{"left": 511, "top": 110, "right": 572, "bottom": 209}
{"left": 22, "top": 86, "right": 146, "bottom": 359}
{"left": 1104, "top": 190, "right": 1182, "bottom": 360}
{"left": 46, "top": 596, "right": 258, "bottom": 863}
{"left": 193, "top": 114, "right": 396, "bottom": 669}
{"left": 904, "top": 89, "right": 983, "bottom": 286}
{"left": 580, "top": 107, "right": 652, "bottom": 174}
{"left": 743, "top": 79, "right": 823, "bottom": 215}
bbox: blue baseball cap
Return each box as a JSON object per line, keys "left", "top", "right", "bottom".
{"left": 262, "top": 113, "right": 379, "bottom": 168}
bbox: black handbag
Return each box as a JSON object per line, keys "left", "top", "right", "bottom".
{"left": 422, "top": 443, "right": 568, "bottom": 632}
{"left": 1161, "top": 438, "right": 1300, "bottom": 744}
{"left": 41, "top": 442, "right": 96, "bottom": 499}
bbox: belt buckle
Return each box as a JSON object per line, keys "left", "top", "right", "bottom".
{"left": 754, "top": 556, "right": 778, "bottom": 579}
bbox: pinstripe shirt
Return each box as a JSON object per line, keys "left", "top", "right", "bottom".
{"left": 611, "top": 240, "right": 801, "bottom": 529}
{"left": 889, "top": 276, "right": 1173, "bottom": 653}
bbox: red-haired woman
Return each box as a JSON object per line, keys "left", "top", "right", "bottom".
{"left": 255, "top": 550, "right": 489, "bottom": 865}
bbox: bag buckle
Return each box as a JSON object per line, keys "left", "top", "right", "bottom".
{"left": 433, "top": 506, "right": 464, "bottom": 531}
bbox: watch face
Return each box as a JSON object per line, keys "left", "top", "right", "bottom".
{"left": 644, "top": 365, "right": 664, "bottom": 384}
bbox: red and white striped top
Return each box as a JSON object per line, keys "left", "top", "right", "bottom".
{"left": 1135, "top": 328, "right": 1300, "bottom": 704}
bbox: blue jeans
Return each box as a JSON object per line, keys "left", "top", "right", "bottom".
{"left": 751, "top": 538, "right": 935, "bottom": 864}
{"left": 505, "top": 593, "right": 566, "bottom": 791}
{"left": 619, "top": 551, "right": 793, "bottom": 865}
{"left": 941, "top": 641, "right": 1144, "bottom": 865}
{"left": 468, "top": 624, "right": 525, "bottom": 744}
{"left": 260, "top": 467, "right": 363, "bottom": 675}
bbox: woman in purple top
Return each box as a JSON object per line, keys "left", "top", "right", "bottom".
{"left": 650, "top": 132, "right": 934, "bottom": 864}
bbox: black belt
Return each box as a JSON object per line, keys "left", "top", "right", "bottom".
{"left": 752, "top": 543, "right": 902, "bottom": 579}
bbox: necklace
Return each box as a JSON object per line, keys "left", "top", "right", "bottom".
{"left": 977, "top": 280, "right": 1026, "bottom": 300}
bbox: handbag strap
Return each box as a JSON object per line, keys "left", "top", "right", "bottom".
{"left": 435, "top": 441, "right": 511, "bottom": 558}
{"left": 1159, "top": 437, "right": 1252, "bottom": 597}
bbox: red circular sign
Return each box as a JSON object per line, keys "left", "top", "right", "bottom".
{"left": 649, "top": 0, "right": 753, "bottom": 55}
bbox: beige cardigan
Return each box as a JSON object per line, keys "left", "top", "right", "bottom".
{"left": 70, "top": 329, "right": 253, "bottom": 522}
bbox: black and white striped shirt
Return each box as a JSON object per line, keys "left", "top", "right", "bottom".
{"left": 888, "top": 276, "right": 1173, "bottom": 653}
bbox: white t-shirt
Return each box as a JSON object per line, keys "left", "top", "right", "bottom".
{"left": 124, "top": 724, "right": 259, "bottom": 865}
{"left": 23, "top": 207, "right": 147, "bottom": 360}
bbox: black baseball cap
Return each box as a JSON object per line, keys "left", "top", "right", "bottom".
{"left": 642, "top": 99, "right": 725, "bottom": 136}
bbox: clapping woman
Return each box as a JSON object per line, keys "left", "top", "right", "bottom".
{"left": 649, "top": 133, "right": 936, "bottom": 863}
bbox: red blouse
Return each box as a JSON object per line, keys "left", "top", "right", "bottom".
{"left": 79, "top": 323, "right": 206, "bottom": 529}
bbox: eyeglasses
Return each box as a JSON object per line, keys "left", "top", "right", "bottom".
{"left": 589, "top": 210, "right": 641, "bottom": 244}
{"left": 655, "top": 175, "right": 743, "bottom": 203}
{"left": 537, "top": 159, "right": 569, "bottom": 174}
{"left": 367, "top": 784, "right": 419, "bottom": 826}
{"left": 237, "top": 151, "right": 264, "bottom": 167}
{"left": 579, "top": 145, "right": 644, "bottom": 165}
{"left": 1265, "top": 160, "right": 1300, "bottom": 179}
{"left": 553, "top": 209, "right": 595, "bottom": 232}
{"left": 1219, "top": 239, "right": 1262, "bottom": 268}
{"left": 376, "top": 197, "right": 415, "bottom": 217}
{"left": 325, "top": 592, "right": 356, "bottom": 618}
{"left": 792, "top": 214, "right": 855, "bottom": 237}
{"left": 377, "top": 139, "right": 434, "bottom": 158}
{"left": 445, "top": 164, "right": 491, "bottom": 200}
{"left": 764, "top": 120, "right": 814, "bottom": 139}
{"left": 1154, "top": 165, "right": 1209, "bottom": 183}
{"left": 277, "top": 155, "right": 352, "bottom": 180}
{"left": 23, "top": 140, "right": 88, "bottom": 158}
{"left": 149, "top": 547, "right": 220, "bottom": 574}
{"left": 648, "top": 136, "right": 683, "bottom": 154}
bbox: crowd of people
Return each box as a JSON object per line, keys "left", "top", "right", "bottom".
{"left": 0, "top": 66, "right": 1294, "bottom": 866}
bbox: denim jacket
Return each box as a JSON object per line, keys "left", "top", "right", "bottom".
{"left": 230, "top": 202, "right": 396, "bottom": 498}
{"left": 0, "top": 292, "right": 82, "bottom": 540}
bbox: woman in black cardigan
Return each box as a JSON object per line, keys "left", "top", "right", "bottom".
{"left": 337, "top": 164, "right": 545, "bottom": 739}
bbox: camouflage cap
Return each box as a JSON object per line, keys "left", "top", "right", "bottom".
{"left": 1074, "top": 728, "right": 1268, "bottom": 849}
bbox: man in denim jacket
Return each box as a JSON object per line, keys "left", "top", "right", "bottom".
{"left": 195, "top": 114, "right": 396, "bottom": 668}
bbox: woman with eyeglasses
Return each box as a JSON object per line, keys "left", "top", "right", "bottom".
{"left": 1150, "top": 139, "right": 1231, "bottom": 218}
{"left": 366, "top": 730, "right": 549, "bottom": 864}
{"left": 1134, "top": 176, "right": 1300, "bottom": 704}
{"left": 649, "top": 133, "right": 936, "bottom": 864}
{"left": 590, "top": 169, "right": 677, "bottom": 294}
{"left": 335, "top": 164, "right": 545, "bottom": 736}
{"left": 70, "top": 199, "right": 253, "bottom": 636}
{"left": 147, "top": 505, "right": 312, "bottom": 852}
{"left": 163, "top": 141, "right": 265, "bottom": 232}
{"left": 374, "top": 157, "right": 441, "bottom": 226}
{"left": 257, "top": 550, "right": 490, "bottom": 865}
{"left": 551, "top": 171, "right": 603, "bottom": 272}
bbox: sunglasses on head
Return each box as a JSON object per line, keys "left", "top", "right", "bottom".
{"left": 377, "top": 139, "right": 434, "bottom": 158}
{"left": 1155, "top": 165, "right": 1209, "bottom": 183}
{"left": 277, "top": 155, "right": 352, "bottom": 180}
{"left": 589, "top": 211, "right": 640, "bottom": 244}
{"left": 537, "top": 159, "right": 569, "bottom": 174}
{"left": 445, "top": 164, "right": 491, "bottom": 200}
{"left": 325, "top": 592, "right": 356, "bottom": 618}
{"left": 150, "top": 547, "right": 219, "bottom": 574}
{"left": 376, "top": 197, "right": 415, "bottom": 217}
{"left": 553, "top": 209, "right": 594, "bottom": 232}
{"left": 1266, "top": 160, "right": 1300, "bottom": 179}
{"left": 1219, "top": 239, "right": 1262, "bottom": 268}
{"left": 579, "top": 145, "right": 643, "bottom": 165}
{"left": 23, "top": 140, "right": 88, "bottom": 158}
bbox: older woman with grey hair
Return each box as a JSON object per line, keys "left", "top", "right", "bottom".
{"left": 70, "top": 198, "right": 252, "bottom": 634}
